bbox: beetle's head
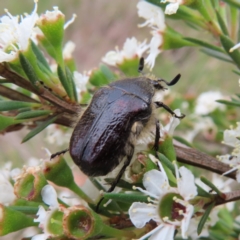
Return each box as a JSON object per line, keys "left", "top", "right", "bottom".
{"left": 151, "top": 80, "right": 166, "bottom": 90}
{"left": 152, "top": 73, "right": 181, "bottom": 90}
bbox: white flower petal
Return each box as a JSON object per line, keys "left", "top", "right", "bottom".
{"left": 195, "top": 91, "right": 226, "bottom": 115}
{"left": 31, "top": 233, "right": 48, "bottom": 240}
{"left": 34, "top": 206, "right": 47, "bottom": 223}
{"left": 181, "top": 204, "right": 194, "bottom": 238}
{"left": 149, "top": 224, "right": 175, "bottom": 240}
{"left": 165, "top": 3, "right": 180, "bottom": 15}
{"left": 63, "top": 40, "right": 76, "bottom": 59}
{"left": 178, "top": 167, "right": 197, "bottom": 200}
{"left": 145, "top": 31, "right": 162, "bottom": 70}
{"left": 223, "top": 123, "right": 240, "bottom": 147}
{"left": 137, "top": 1, "right": 165, "bottom": 30}
{"left": 102, "top": 50, "right": 123, "bottom": 66}
{"left": 0, "top": 175, "right": 15, "bottom": 204}
{"left": 41, "top": 185, "right": 58, "bottom": 208}
{"left": 143, "top": 169, "right": 169, "bottom": 198}
{"left": 163, "top": 109, "right": 181, "bottom": 136}
{"left": 129, "top": 202, "right": 158, "bottom": 228}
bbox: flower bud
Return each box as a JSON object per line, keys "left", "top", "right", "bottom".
{"left": 0, "top": 204, "right": 37, "bottom": 236}
{"left": 34, "top": 205, "right": 64, "bottom": 238}
{"left": 14, "top": 166, "right": 48, "bottom": 202}
{"left": 37, "top": 7, "right": 65, "bottom": 65}
{"left": 63, "top": 205, "right": 133, "bottom": 239}
{"left": 43, "top": 156, "right": 92, "bottom": 203}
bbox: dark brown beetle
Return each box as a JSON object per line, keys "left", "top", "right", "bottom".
{"left": 52, "top": 58, "right": 185, "bottom": 208}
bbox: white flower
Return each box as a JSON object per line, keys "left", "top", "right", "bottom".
{"left": 217, "top": 123, "right": 240, "bottom": 182}
{"left": 137, "top": 1, "right": 166, "bottom": 70}
{"left": 195, "top": 91, "right": 226, "bottom": 115}
{"left": 0, "top": 162, "right": 16, "bottom": 205}
{"left": 41, "top": 185, "right": 59, "bottom": 208}
{"left": 145, "top": 31, "right": 163, "bottom": 70}
{"left": 73, "top": 71, "right": 89, "bottom": 102}
{"left": 37, "top": 6, "right": 63, "bottom": 24}
{"left": 45, "top": 124, "right": 71, "bottom": 146}
{"left": 137, "top": 1, "right": 165, "bottom": 30}
{"left": 184, "top": 116, "right": 216, "bottom": 143}
{"left": 33, "top": 185, "right": 60, "bottom": 240}
{"left": 102, "top": 37, "right": 149, "bottom": 66}
{"left": 129, "top": 162, "right": 197, "bottom": 239}
{"left": 159, "top": 109, "right": 181, "bottom": 141}
{"left": 0, "top": 0, "right": 38, "bottom": 62}
{"left": 222, "top": 122, "right": 240, "bottom": 147}
{"left": 161, "top": 0, "right": 184, "bottom": 15}
{"left": 63, "top": 41, "right": 75, "bottom": 60}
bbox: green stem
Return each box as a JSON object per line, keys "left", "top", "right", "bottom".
{"left": 101, "top": 223, "right": 135, "bottom": 239}
{"left": 191, "top": 0, "right": 221, "bottom": 35}
{"left": 68, "top": 181, "right": 94, "bottom": 204}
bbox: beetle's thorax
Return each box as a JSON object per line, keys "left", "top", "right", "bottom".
{"left": 108, "top": 77, "right": 156, "bottom": 104}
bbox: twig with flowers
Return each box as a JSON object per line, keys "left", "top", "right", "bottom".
{"left": 1, "top": 0, "right": 240, "bottom": 239}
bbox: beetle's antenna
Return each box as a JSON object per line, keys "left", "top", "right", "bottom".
{"left": 50, "top": 148, "right": 69, "bottom": 159}
{"left": 158, "top": 74, "right": 181, "bottom": 86}
{"left": 138, "top": 57, "right": 145, "bottom": 74}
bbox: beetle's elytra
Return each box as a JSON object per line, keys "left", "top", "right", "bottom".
{"left": 68, "top": 58, "right": 185, "bottom": 193}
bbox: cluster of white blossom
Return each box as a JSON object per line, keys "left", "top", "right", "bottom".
{"left": 218, "top": 123, "right": 240, "bottom": 182}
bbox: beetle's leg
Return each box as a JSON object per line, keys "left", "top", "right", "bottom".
{"left": 96, "top": 144, "right": 134, "bottom": 212}
{"left": 138, "top": 57, "right": 144, "bottom": 73}
{"left": 158, "top": 74, "right": 181, "bottom": 86}
{"left": 155, "top": 101, "right": 185, "bottom": 119}
{"left": 50, "top": 148, "right": 69, "bottom": 159}
{"left": 154, "top": 119, "right": 160, "bottom": 157}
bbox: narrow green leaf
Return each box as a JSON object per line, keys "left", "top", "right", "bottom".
{"left": 197, "top": 201, "right": 215, "bottom": 235}
{"left": 31, "top": 40, "right": 51, "bottom": 72}
{"left": 157, "top": 153, "right": 175, "bottom": 175}
{"left": 104, "top": 178, "right": 143, "bottom": 190}
{"left": 221, "top": 0, "right": 240, "bottom": 8}
{"left": 210, "top": 0, "right": 219, "bottom": 8}
{"left": 200, "top": 49, "right": 233, "bottom": 63}
{"left": 196, "top": 184, "right": 212, "bottom": 198}
{"left": 0, "top": 115, "right": 24, "bottom": 131}
{"left": 173, "top": 136, "right": 193, "bottom": 148}
{"left": 215, "top": 11, "right": 229, "bottom": 35}
{"left": 15, "top": 110, "right": 52, "bottom": 120}
{"left": 233, "top": 69, "right": 240, "bottom": 76}
{"left": 9, "top": 206, "right": 40, "bottom": 214}
{"left": 216, "top": 99, "right": 240, "bottom": 107}
{"left": 22, "top": 115, "right": 57, "bottom": 143}
{"left": 184, "top": 37, "right": 224, "bottom": 52}
{"left": 103, "top": 192, "right": 148, "bottom": 204}
{"left": 0, "top": 101, "right": 40, "bottom": 111}
{"left": 200, "top": 176, "right": 223, "bottom": 196}
{"left": 57, "top": 65, "right": 73, "bottom": 99}
{"left": 65, "top": 66, "right": 77, "bottom": 101}
{"left": 19, "top": 53, "right": 39, "bottom": 85}
{"left": 220, "top": 34, "right": 240, "bottom": 68}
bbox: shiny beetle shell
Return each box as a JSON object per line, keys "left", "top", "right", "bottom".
{"left": 69, "top": 76, "right": 162, "bottom": 176}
